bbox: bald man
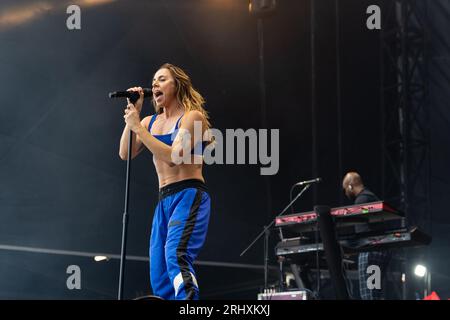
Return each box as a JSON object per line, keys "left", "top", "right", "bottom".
{"left": 342, "top": 172, "right": 378, "bottom": 204}
{"left": 342, "top": 172, "right": 390, "bottom": 300}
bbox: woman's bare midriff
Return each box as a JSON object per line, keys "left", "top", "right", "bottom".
{"left": 153, "top": 155, "right": 204, "bottom": 188}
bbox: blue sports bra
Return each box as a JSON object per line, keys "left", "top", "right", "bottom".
{"left": 148, "top": 114, "right": 208, "bottom": 154}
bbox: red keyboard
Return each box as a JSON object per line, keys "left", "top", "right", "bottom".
{"left": 275, "top": 201, "right": 402, "bottom": 231}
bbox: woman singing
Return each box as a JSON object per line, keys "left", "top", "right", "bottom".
{"left": 119, "top": 63, "right": 211, "bottom": 300}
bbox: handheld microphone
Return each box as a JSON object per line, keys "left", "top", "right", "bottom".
{"left": 108, "top": 88, "right": 152, "bottom": 103}
{"left": 295, "top": 177, "right": 322, "bottom": 186}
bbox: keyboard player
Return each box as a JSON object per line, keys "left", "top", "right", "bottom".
{"left": 342, "top": 172, "right": 391, "bottom": 300}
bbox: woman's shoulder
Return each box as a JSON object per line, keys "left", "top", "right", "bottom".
{"left": 178, "top": 111, "right": 205, "bottom": 129}
{"left": 183, "top": 110, "right": 205, "bottom": 121}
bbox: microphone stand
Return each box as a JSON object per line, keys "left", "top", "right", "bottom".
{"left": 115, "top": 95, "right": 139, "bottom": 300}
{"left": 240, "top": 183, "right": 312, "bottom": 290}
{"left": 118, "top": 126, "right": 132, "bottom": 300}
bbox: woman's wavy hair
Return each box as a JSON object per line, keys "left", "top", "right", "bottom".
{"left": 152, "top": 63, "right": 211, "bottom": 130}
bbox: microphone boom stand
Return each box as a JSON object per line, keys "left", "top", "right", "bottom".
{"left": 240, "top": 183, "right": 312, "bottom": 290}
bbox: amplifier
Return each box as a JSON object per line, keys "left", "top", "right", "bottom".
{"left": 257, "top": 290, "right": 308, "bottom": 300}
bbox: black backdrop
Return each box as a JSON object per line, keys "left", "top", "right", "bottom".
{"left": 0, "top": 0, "right": 448, "bottom": 299}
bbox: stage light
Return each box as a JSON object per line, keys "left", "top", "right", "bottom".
{"left": 414, "top": 264, "right": 427, "bottom": 277}
{"left": 248, "top": 0, "right": 277, "bottom": 16}
{"left": 94, "top": 255, "right": 109, "bottom": 262}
